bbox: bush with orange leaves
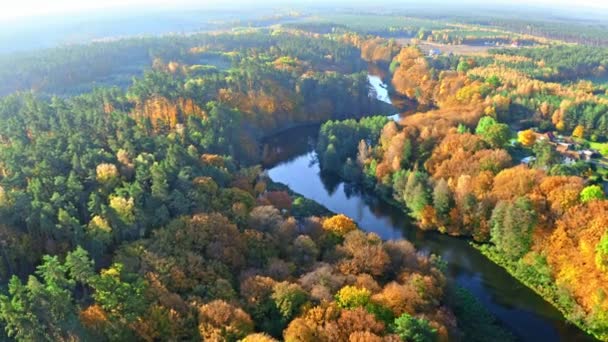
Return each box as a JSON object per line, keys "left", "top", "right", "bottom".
{"left": 243, "top": 333, "right": 279, "bottom": 342}
{"left": 198, "top": 300, "right": 254, "bottom": 341}
{"left": 337, "top": 230, "right": 390, "bottom": 277}
{"left": 283, "top": 303, "right": 386, "bottom": 342}
{"left": 80, "top": 305, "right": 109, "bottom": 332}
{"left": 322, "top": 214, "right": 358, "bottom": 236}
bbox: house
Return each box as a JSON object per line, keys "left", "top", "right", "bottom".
{"left": 534, "top": 131, "right": 556, "bottom": 142}
{"left": 556, "top": 143, "right": 573, "bottom": 153}
{"left": 428, "top": 49, "right": 441, "bottom": 57}
{"left": 580, "top": 149, "right": 600, "bottom": 161}
{"left": 521, "top": 156, "right": 536, "bottom": 165}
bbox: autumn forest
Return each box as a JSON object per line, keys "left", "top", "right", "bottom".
{"left": 0, "top": 3, "right": 607, "bottom": 342}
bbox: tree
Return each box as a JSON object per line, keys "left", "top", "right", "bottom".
{"left": 457, "top": 60, "right": 471, "bottom": 73}
{"left": 404, "top": 171, "right": 430, "bottom": 219}
{"left": 292, "top": 235, "right": 319, "bottom": 267}
{"left": 490, "top": 197, "right": 537, "bottom": 259}
{"left": 580, "top": 185, "right": 604, "bottom": 203}
{"left": 482, "top": 124, "right": 511, "bottom": 148}
{"left": 336, "top": 308, "right": 385, "bottom": 340}
{"left": 322, "top": 214, "right": 358, "bottom": 236}
{"left": 90, "top": 263, "right": 147, "bottom": 322}
{"left": 433, "top": 179, "right": 452, "bottom": 219}
{"left": 335, "top": 286, "right": 371, "bottom": 309}
{"left": 338, "top": 231, "right": 390, "bottom": 277}
{"left": 249, "top": 205, "right": 284, "bottom": 232}
{"left": 486, "top": 75, "right": 502, "bottom": 88}
{"left": 150, "top": 163, "right": 169, "bottom": 201}
{"left": 198, "top": 300, "right": 254, "bottom": 342}
{"left": 96, "top": 163, "right": 119, "bottom": 186}
{"left": 533, "top": 140, "right": 560, "bottom": 169}
{"left": 264, "top": 191, "right": 292, "bottom": 211}
{"left": 0, "top": 276, "right": 55, "bottom": 341}
{"left": 475, "top": 116, "right": 498, "bottom": 136}
{"left": 393, "top": 313, "right": 437, "bottom": 342}
{"left": 0, "top": 255, "right": 87, "bottom": 341}
{"left": 573, "top": 125, "right": 585, "bottom": 139}
{"left": 271, "top": 282, "right": 308, "bottom": 323}
{"left": 518, "top": 129, "right": 536, "bottom": 147}
{"left": 596, "top": 232, "right": 608, "bottom": 272}
{"left": 65, "top": 246, "right": 95, "bottom": 287}
{"left": 322, "top": 143, "right": 341, "bottom": 172}
{"left": 243, "top": 333, "right": 278, "bottom": 342}
{"left": 457, "top": 123, "right": 470, "bottom": 134}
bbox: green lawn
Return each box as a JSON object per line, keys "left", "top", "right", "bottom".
{"left": 589, "top": 141, "right": 608, "bottom": 156}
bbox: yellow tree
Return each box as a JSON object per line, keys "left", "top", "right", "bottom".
{"left": 518, "top": 129, "right": 536, "bottom": 147}
{"left": 572, "top": 125, "right": 585, "bottom": 139}
{"left": 96, "top": 163, "right": 119, "bottom": 184}
{"left": 322, "top": 214, "right": 358, "bottom": 236}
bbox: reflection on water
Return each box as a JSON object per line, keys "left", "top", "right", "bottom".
{"left": 267, "top": 146, "right": 594, "bottom": 342}
{"left": 367, "top": 68, "right": 417, "bottom": 122}
{"left": 264, "top": 72, "right": 592, "bottom": 341}
{"left": 368, "top": 74, "right": 392, "bottom": 104}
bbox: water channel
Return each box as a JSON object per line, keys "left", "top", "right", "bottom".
{"left": 261, "top": 74, "right": 594, "bottom": 341}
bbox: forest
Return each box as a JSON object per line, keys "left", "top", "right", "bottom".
{"left": 0, "top": 6, "right": 608, "bottom": 342}
{"left": 0, "top": 26, "right": 524, "bottom": 341}
{"left": 317, "top": 35, "right": 608, "bottom": 340}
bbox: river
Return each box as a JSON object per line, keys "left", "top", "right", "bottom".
{"left": 261, "top": 74, "right": 594, "bottom": 341}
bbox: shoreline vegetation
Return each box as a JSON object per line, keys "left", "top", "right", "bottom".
{"left": 315, "top": 129, "right": 600, "bottom": 339}
{"left": 268, "top": 177, "right": 517, "bottom": 341}
{"left": 473, "top": 244, "right": 591, "bottom": 336}
{"left": 321, "top": 162, "right": 597, "bottom": 339}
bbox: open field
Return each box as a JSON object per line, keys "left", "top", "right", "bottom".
{"left": 590, "top": 141, "right": 608, "bottom": 156}
{"left": 396, "top": 38, "right": 498, "bottom": 56}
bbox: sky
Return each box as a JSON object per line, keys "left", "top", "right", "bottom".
{"left": 0, "top": 0, "right": 190, "bottom": 20}
{"left": 1, "top": 0, "right": 608, "bottom": 21}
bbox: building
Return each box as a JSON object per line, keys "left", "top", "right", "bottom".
{"left": 580, "top": 149, "right": 600, "bottom": 161}
{"left": 428, "top": 49, "right": 441, "bottom": 57}
{"left": 521, "top": 156, "right": 536, "bottom": 165}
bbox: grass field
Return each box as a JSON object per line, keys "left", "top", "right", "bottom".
{"left": 590, "top": 141, "right": 608, "bottom": 156}
{"left": 399, "top": 39, "right": 495, "bottom": 56}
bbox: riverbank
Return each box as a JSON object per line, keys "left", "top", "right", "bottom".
{"left": 353, "top": 173, "right": 598, "bottom": 340}
{"left": 266, "top": 172, "right": 516, "bottom": 341}
{"left": 474, "top": 244, "right": 601, "bottom": 341}
{"left": 341, "top": 168, "right": 598, "bottom": 340}
{"left": 267, "top": 146, "right": 594, "bottom": 340}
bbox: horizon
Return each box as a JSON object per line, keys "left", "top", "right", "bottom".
{"left": 2, "top": 0, "right": 608, "bottom": 22}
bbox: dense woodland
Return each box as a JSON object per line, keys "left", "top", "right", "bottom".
{"left": 318, "top": 38, "right": 608, "bottom": 340}
{"left": 0, "top": 28, "right": 519, "bottom": 341}
{"left": 468, "top": 17, "right": 608, "bottom": 46}
{"left": 0, "top": 10, "right": 608, "bottom": 342}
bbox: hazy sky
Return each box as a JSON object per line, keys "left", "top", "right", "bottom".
{"left": 2, "top": 0, "right": 608, "bottom": 20}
